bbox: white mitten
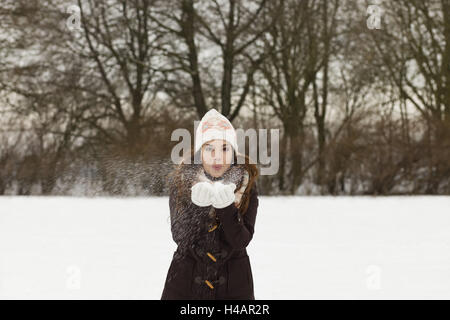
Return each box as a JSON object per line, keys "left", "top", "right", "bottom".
{"left": 191, "top": 181, "right": 215, "bottom": 207}
{"left": 211, "top": 182, "right": 237, "bottom": 209}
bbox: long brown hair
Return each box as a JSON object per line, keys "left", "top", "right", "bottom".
{"left": 166, "top": 145, "right": 259, "bottom": 215}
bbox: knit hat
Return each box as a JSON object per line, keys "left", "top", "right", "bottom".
{"left": 194, "top": 109, "right": 238, "bottom": 154}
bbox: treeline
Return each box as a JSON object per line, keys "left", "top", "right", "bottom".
{"left": 0, "top": 0, "right": 449, "bottom": 196}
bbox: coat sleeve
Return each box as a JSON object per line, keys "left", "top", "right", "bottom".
{"left": 215, "top": 184, "right": 259, "bottom": 249}
{"left": 168, "top": 186, "right": 183, "bottom": 246}
{"left": 168, "top": 185, "right": 203, "bottom": 248}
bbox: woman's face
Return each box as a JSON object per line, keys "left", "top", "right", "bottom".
{"left": 201, "top": 139, "right": 233, "bottom": 178}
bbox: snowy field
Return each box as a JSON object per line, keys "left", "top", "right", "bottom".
{"left": 1, "top": 196, "right": 450, "bottom": 299}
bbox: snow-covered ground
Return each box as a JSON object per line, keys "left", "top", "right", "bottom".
{"left": 1, "top": 196, "right": 449, "bottom": 299}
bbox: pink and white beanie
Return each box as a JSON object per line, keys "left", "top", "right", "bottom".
{"left": 194, "top": 109, "right": 238, "bottom": 154}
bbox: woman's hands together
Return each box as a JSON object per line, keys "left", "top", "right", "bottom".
{"left": 191, "top": 181, "right": 215, "bottom": 207}
{"left": 191, "top": 181, "right": 237, "bottom": 209}
{"left": 211, "top": 182, "right": 237, "bottom": 209}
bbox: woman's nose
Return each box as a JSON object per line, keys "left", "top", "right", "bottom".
{"left": 212, "top": 150, "right": 224, "bottom": 160}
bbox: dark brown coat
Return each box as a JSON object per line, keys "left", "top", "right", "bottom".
{"left": 161, "top": 163, "right": 259, "bottom": 300}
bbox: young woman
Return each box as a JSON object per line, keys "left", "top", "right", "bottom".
{"left": 161, "top": 109, "right": 259, "bottom": 300}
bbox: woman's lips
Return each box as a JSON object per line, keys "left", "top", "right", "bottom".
{"left": 212, "top": 165, "right": 223, "bottom": 171}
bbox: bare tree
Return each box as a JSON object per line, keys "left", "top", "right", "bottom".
{"left": 151, "top": 0, "right": 281, "bottom": 120}
{"left": 75, "top": 0, "right": 163, "bottom": 154}
{"left": 256, "top": 0, "right": 343, "bottom": 193}
{"left": 367, "top": 0, "right": 450, "bottom": 192}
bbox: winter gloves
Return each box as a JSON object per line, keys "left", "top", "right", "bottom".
{"left": 191, "top": 182, "right": 216, "bottom": 207}
{"left": 212, "top": 182, "right": 237, "bottom": 208}
{"left": 191, "top": 181, "right": 237, "bottom": 209}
